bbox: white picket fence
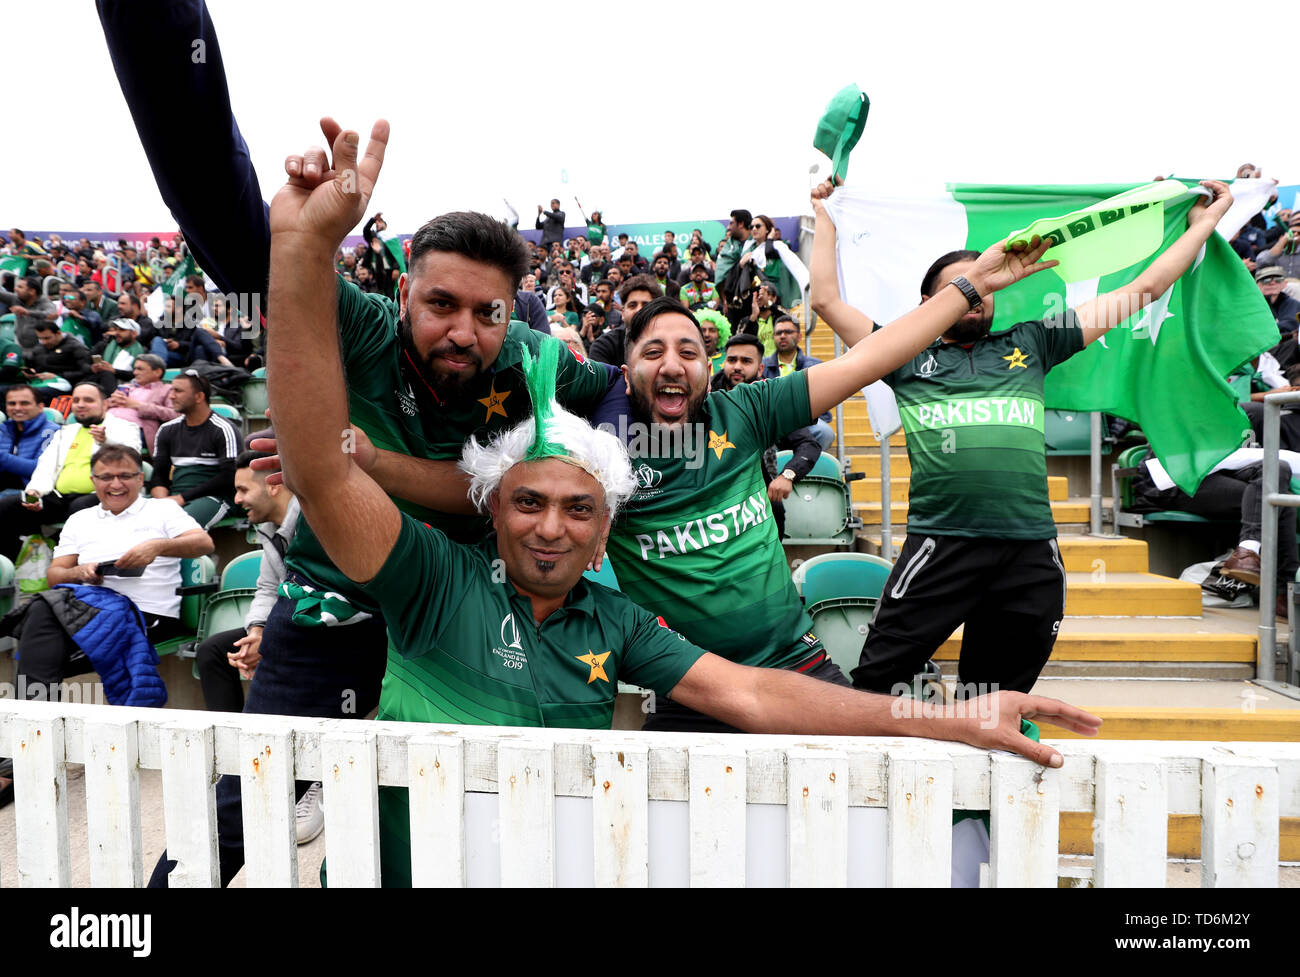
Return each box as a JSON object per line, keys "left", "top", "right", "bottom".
{"left": 1, "top": 698, "right": 1296, "bottom": 887}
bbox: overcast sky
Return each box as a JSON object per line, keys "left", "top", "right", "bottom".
{"left": 6, "top": 0, "right": 1291, "bottom": 233}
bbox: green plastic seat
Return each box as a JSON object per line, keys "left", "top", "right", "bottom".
{"left": 220, "top": 550, "right": 262, "bottom": 589}
{"left": 251, "top": 367, "right": 266, "bottom": 379}
{"left": 42, "top": 407, "right": 65, "bottom": 425}
{"left": 196, "top": 588, "right": 257, "bottom": 644}
{"left": 790, "top": 553, "right": 894, "bottom": 676}
{"left": 1044, "top": 409, "right": 1111, "bottom": 456}
{"left": 582, "top": 560, "right": 621, "bottom": 591}
{"left": 241, "top": 377, "right": 269, "bottom": 419}
{"left": 163, "top": 368, "right": 181, "bottom": 381}
{"left": 0, "top": 554, "right": 16, "bottom": 620}
{"left": 154, "top": 555, "right": 218, "bottom": 658}
{"left": 210, "top": 403, "right": 240, "bottom": 422}
{"left": 776, "top": 450, "right": 855, "bottom": 545}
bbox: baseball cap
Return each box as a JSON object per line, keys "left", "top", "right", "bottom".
{"left": 1256, "top": 265, "right": 1286, "bottom": 282}
{"left": 813, "top": 83, "right": 870, "bottom": 183}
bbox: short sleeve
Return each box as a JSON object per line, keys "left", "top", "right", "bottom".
{"left": 1028, "top": 309, "right": 1085, "bottom": 370}
{"left": 550, "top": 335, "right": 618, "bottom": 413}
{"left": 359, "top": 513, "right": 479, "bottom": 660}
{"left": 52, "top": 511, "right": 85, "bottom": 560}
{"left": 619, "top": 603, "right": 710, "bottom": 697}
{"left": 336, "top": 275, "right": 401, "bottom": 373}
{"left": 157, "top": 500, "right": 203, "bottom": 538}
{"left": 716, "top": 370, "right": 812, "bottom": 449}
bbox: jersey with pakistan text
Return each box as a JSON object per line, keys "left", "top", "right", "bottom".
{"left": 883, "top": 313, "right": 1084, "bottom": 538}
{"left": 605, "top": 370, "right": 815, "bottom": 669}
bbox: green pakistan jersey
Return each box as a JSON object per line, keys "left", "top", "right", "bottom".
{"left": 882, "top": 313, "right": 1084, "bottom": 539}
{"left": 605, "top": 370, "right": 816, "bottom": 670}
{"left": 360, "top": 513, "right": 710, "bottom": 886}
{"left": 283, "top": 275, "right": 616, "bottom": 613}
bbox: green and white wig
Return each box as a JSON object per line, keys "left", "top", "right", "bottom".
{"left": 459, "top": 337, "right": 637, "bottom": 520}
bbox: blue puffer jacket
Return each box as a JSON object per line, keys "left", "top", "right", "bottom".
{"left": 23, "top": 586, "right": 167, "bottom": 707}
{"left": 0, "top": 411, "right": 58, "bottom": 481}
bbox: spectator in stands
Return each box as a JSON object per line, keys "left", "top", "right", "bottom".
{"left": 7, "top": 228, "right": 46, "bottom": 259}
{"left": 1254, "top": 211, "right": 1300, "bottom": 279}
{"left": 650, "top": 252, "right": 681, "bottom": 301}
{"left": 740, "top": 282, "right": 785, "bottom": 356}
{"left": 194, "top": 450, "right": 298, "bottom": 713}
{"left": 551, "top": 325, "right": 587, "bottom": 358}
{"left": 107, "top": 354, "right": 178, "bottom": 454}
{"left": 605, "top": 265, "right": 625, "bottom": 292}
{"left": 0, "top": 382, "right": 142, "bottom": 556}
{"left": 0, "top": 384, "right": 58, "bottom": 497}
{"left": 1132, "top": 449, "right": 1299, "bottom": 618}
{"left": 536, "top": 198, "right": 565, "bottom": 249}
{"left": 696, "top": 308, "right": 730, "bottom": 373}
{"left": 80, "top": 278, "right": 118, "bottom": 329}
{"left": 546, "top": 262, "right": 588, "bottom": 307}
{"left": 513, "top": 284, "right": 549, "bottom": 333}
{"left": 677, "top": 243, "right": 713, "bottom": 286}
{"left": 9, "top": 443, "right": 213, "bottom": 702}
{"left": 148, "top": 370, "right": 240, "bottom": 530}
{"left": 587, "top": 279, "right": 623, "bottom": 330}
{"left": 764, "top": 315, "right": 834, "bottom": 449}
{"left": 1, "top": 276, "right": 56, "bottom": 349}
{"left": 680, "top": 262, "right": 721, "bottom": 311}
{"left": 547, "top": 286, "right": 581, "bottom": 330}
{"left": 588, "top": 275, "right": 663, "bottom": 367}
{"left": 613, "top": 251, "right": 637, "bottom": 284}
{"left": 620, "top": 240, "right": 649, "bottom": 274}
{"left": 28, "top": 322, "right": 94, "bottom": 395}
{"left": 713, "top": 208, "right": 753, "bottom": 286}
{"left": 113, "top": 291, "right": 160, "bottom": 355}
{"left": 1257, "top": 265, "right": 1300, "bottom": 336}
{"left": 91, "top": 318, "right": 146, "bottom": 393}
{"left": 58, "top": 282, "right": 103, "bottom": 347}
{"left": 580, "top": 244, "right": 611, "bottom": 286}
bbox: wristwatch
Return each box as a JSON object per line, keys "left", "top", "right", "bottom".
{"left": 780, "top": 468, "right": 797, "bottom": 481}
{"left": 947, "top": 275, "right": 982, "bottom": 310}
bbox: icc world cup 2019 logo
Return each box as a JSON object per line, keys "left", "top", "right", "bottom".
{"left": 633, "top": 464, "right": 662, "bottom": 490}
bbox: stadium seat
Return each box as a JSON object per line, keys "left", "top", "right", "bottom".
{"left": 791, "top": 552, "right": 893, "bottom": 675}
{"left": 163, "top": 368, "right": 181, "bottom": 382}
{"left": 0, "top": 554, "right": 16, "bottom": 619}
{"left": 251, "top": 367, "right": 267, "bottom": 379}
{"left": 1044, "top": 409, "right": 1111, "bottom": 456}
{"left": 41, "top": 407, "right": 64, "bottom": 425}
{"left": 154, "top": 555, "right": 218, "bottom": 658}
{"left": 0, "top": 314, "right": 15, "bottom": 345}
{"left": 241, "top": 376, "right": 269, "bottom": 430}
{"left": 1111, "top": 444, "right": 1223, "bottom": 529}
{"left": 582, "top": 560, "right": 620, "bottom": 591}
{"left": 776, "top": 450, "right": 863, "bottom": 547}
{"left": 220, "top": 550, "right": 262, "bottom": 589}
{"left": 210, "top": 402, "right": 240, "bottom": 423}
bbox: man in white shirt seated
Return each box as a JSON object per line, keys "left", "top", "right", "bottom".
{"left": 12, "top": 443, "right": 214, "bottom": 701}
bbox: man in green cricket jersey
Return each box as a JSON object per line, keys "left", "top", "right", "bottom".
{"left": 265, "top": 117, "right": 1102, "bottom": 885}
{"left": 608, "top": 222, "right": 1065, "bottom": 732}
{"left": 808, "top": 177, "right": 1235, "bottom": 697}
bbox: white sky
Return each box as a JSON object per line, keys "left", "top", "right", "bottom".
{"left": 5, "top": 0, "right": 1292, "bottom": 234}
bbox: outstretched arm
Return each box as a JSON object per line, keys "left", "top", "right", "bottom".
{"left": 1074, "top": 180, "right": 1234, "bottom": 345}
{"left": 805, "top": 234, "right": 1058, "bottom": 419}
{"left": 808, "top": 179, "right": 876, "bottom": 346}
{"left": 671, "top": 653, "right": 1100, "bottom": 766}
{"left": 268, "top": 118, "right": 400, "bottom": 584}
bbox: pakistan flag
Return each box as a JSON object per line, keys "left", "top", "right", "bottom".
{"left": 826, "top": 179, "right": 1279, "bottom": 493}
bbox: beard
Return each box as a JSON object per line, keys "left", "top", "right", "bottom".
{"left": 627, "top": 378, "right": 708, "bottom": 430}
{"left": 944, "top": 312, "right": 993, "bottom": 344}
{"left": 399, "top": 310, "right": 484, "bottom": 401}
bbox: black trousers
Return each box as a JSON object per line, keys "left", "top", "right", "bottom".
{"left": 642, "top": 651, "right": 848, "bottom": 734}
{"left": 0, "top": 491, "right": 98, "bottom": 559}
{"left": 851, "top": 535, "right": 1067, "bottom": 696}
{"left": 1133, "top": 461, "right": 1300, "bottom": 584}
{"left": 194, "top": 626, "right": 248, "bottom": 713}
{"left": 13, "top": 596, "right": 184, "bottom": 701}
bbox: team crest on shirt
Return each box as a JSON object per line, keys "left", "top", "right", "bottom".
{"left": 917, "top": 353, "right": 938, "bottom": 378}
{"left": 491, "top": 613, "right": 527, "bottom": 671}
{"left": 395, "top": 381, "right": 418, "bottom": 417}
{"left": 707, "top": 429, "right": 735, "bottom": 459}
{"left": 479, "top": 382, "right": 511, "bottom": 421}
{"left": 632, "top": 464, "right": 662, "bottom": 489}
{"left": 575, "top": 650, "right": 612, "bottom": 684}
{"left": 1002, "top": 347, "right": 1030, "bottom": 370}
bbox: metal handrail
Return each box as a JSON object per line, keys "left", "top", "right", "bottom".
{"left": 1257, "top": 391, "right": 1300, "bottom": 690}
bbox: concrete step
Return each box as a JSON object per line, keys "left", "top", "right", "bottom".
{"left": 1043, "top": 707, "right": 1300, "bottom": 741}
{"left": 848, "top": 453, "right": 911, "bottom": 478}
{"left": 939, "top": 631, "right": 1254, "bottom": 664}
{"left": 837, "top": 431, "right": 908, "bottom": 448}
{"left": 1061, "top": 572, "right": 1203, "bottom": 617}
{"left": 1056, "top": 535, "right": 1149, "bottom": 573}
{"left": 854, "top": 499, "right": 1088, "bottom": 526}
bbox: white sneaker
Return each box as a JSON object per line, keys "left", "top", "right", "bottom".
{"left": 296, "top": 782, "right": 324, "bottom": 844}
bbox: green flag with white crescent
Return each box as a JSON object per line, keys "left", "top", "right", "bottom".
{"left": 826, "top": 179, "right": 1279, "bottom": 494}
{"left": 0, "top": 256, "right": 28, "bottom": 278}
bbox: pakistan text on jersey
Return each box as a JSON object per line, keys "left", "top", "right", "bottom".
{"left": 906, "top": 397, "right": 1041, "bottom": 431}
{"left": 635, "top": 489, "right": 772, "bottom": 560}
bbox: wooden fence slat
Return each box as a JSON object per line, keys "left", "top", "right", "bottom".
{"left": 159, "top": 721, "right": 219, "bottom": 888}
{"left": 10, "top": 710, "right": 70, "bottom": 887}
{"left": 407, "top": 735, "right": 465, "bottom": 887}
{"left": 497, "top": 741, "right": 555, "bottom": 886}
{"left": 238, "top": 727, "right": 298, "bottom": 888}
{"left": 321, "top": 729, "right": 381, "bottom": 888}
{"left": 787, "top": 748, "right": 848, "bottom": 887}
{"left": 83, "top": 719, "right": 143, "bottom": 887}
{"left": 886, "top": 748, "right": 953, "bottom": 887}
{"left": 688, "top": 745, "right": 746, "bottom": 887}
{"left": 989, "top": 755, "right": 1059, "bottom": 888}
{"left": 1202, "top": 754, "right": 1279, "bottom": 888}
{"left": 1094, "top": 756, "right": 1166, "bottom": 888}
{"left": 592, "top": 743, "right": 649, "bottom": 887}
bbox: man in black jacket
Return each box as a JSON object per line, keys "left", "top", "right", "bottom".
{"left": 28, "top": 323, "right": 95, "bottom": 395}
{"left": 536, "top": 198, "right": 565, "bottom": 249}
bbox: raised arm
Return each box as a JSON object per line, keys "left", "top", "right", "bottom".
{"left": 268, "top": 118, "right": 400, "bottom": 584}
{"left": 805, "top": 234, "right": 1057, "bottom": 419}
{"left": 670, "top": 653, "right": 1101, "bottom": 766}
{"left": 808, "top": 180, "right": 875, "bottom": 345}
{"left": 1073, "top": 180, "right": 1234, "bottom": 346}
